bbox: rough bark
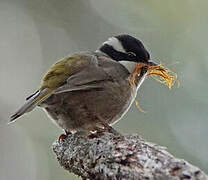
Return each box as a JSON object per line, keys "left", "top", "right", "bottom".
{"left": 52, "top": 131, "right": 208, "bottom": 180}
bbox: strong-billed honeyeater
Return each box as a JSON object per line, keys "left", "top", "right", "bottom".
{"left": 10, "top": 34, "right": 158, "bottom": 135}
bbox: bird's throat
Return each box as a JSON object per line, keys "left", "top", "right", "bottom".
{"left": 119, "top": 61, "right": 137, "bottom": 74}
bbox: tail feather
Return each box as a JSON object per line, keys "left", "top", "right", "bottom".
{"left": 9, "top": 88, "right": 53, "bottom": 123}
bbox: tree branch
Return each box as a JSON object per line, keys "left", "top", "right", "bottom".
{"left": 52, "top": 131, "right": 208, "bottom": 180}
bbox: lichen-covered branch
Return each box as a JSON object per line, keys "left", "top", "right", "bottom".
{"left": 52, "top": 131, "right": 208, "bottom": 180}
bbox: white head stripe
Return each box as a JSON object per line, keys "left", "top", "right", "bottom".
{"left": 101, "top": 37, "right": 137, "bottom": 73}
{"left": 103, "top": 37, "right": 126, "bottom": 53}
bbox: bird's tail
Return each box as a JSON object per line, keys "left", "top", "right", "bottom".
{"left": 9, "top": 88, "right": 53, "bottom": 123}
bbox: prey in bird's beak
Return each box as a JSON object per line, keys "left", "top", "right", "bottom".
{"left": 130, "top": 60, "right": 178, "bottom": 89}
{"left": 130, "top": 59, "right": 178, "bottom": 113}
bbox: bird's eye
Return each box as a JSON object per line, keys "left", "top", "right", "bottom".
{"left": 127, "top": 52, "right": 136, "bottom": 58}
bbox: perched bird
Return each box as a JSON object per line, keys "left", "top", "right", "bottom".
{"left": 10, "top": 34, "right": 157, "bottom": 135}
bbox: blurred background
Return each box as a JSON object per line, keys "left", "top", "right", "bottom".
{"left": 0, "top": 0, "right": 208, "bottom": 179}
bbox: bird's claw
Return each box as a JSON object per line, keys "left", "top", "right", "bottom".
{"left": 58, "top": 131, "right": 71, "bottom": 143}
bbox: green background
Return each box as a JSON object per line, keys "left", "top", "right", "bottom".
{"left": 0, "top": 0, "right": 208, "bottom": 179}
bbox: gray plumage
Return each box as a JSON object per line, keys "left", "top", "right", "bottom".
{"left": 39, "top": 52, "right": 147, "bottom": 134}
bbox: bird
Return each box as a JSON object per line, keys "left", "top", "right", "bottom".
{"left": 10, "top": 34, "right": 157, "bottom": 136}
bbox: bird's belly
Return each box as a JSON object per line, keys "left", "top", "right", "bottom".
{"left": 40, "top": 80, "right": 136, "bottom": 132}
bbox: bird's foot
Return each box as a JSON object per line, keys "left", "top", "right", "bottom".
{"left": 58, "top": 131, "right": 71, "bottom": 143}
{"left": 88, "top": 127, "right": 105, "bottom": 139}
{"left": 88, "top": 125, "right": 120, "bottom": 139}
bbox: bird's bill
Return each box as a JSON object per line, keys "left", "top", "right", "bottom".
{"left": 130, "top": 60, "right": 159, "bottom": 86}
{"left": 133, "top": 60, "right": 158, "bottom": 77}
{"left": 147, "top": 60, "right": 158, "bottom": 66}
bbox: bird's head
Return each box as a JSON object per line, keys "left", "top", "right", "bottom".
{"left": 98, "top": 34, "right": 157, "bottom": 73}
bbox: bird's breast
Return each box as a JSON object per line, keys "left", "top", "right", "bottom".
{"left": 40, "top": 79, "right": 136, "bottom": 132}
